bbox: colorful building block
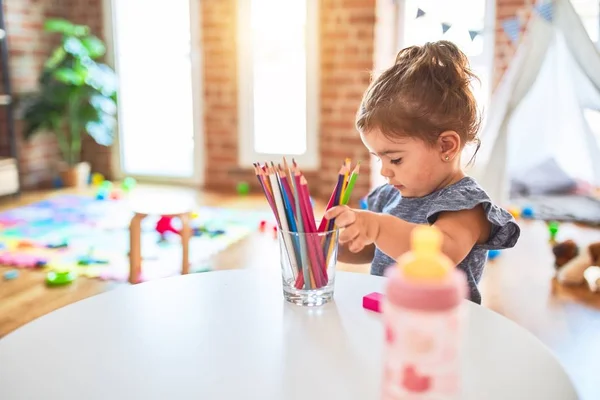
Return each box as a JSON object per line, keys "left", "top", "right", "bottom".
{"left": 363, "top": 292, "right": 384, "bottom": 313}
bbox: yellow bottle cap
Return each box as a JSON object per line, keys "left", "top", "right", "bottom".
{"left": 397, "top": 225, "right": 453, "bottom": 281}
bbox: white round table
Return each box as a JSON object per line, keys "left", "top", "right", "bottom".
{"left": 0, "top": 270, "right": 578, "bottom": 400}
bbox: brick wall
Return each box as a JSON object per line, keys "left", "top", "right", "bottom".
{"left": 0, "top": 0, "right": 107, "bottom": 190}
{"left": 201, "top": 0, "right": 374, "bottom": 203}
{"left": 493, "top": 0, "right": 531, "bottom": 89}
{"left": 1, "top": 0, "right": 68, "bottom": 189}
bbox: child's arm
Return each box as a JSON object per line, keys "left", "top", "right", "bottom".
{"left": 325, "top": 205, "right": 490, "bottom": 265}
{"left": 337, "top": 243, "right": 375, "bottom": 264}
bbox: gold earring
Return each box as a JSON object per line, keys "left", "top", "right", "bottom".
{"left": 444, "top": 155, "right": 450, "bottom": 161}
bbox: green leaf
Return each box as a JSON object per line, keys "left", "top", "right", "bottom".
{"left": 89, "top": 94, "right": 117, "bottom": 116}
{"left": 44, "top": 47, "right": 67, "bottom": 70}
{"left": 63, "top": 37, "right": 89, "bottom": 58}
{"left": 72, "top": 25, "right": 90, "bottom": 37}
{"left": 44, "top": 18, "right": 89, "bottom": 37}
{"left": 86, "top": 114, "right": 116, "bottom": 146}
{"left": 53, "top": 68, "right": 85, "bottom": 85}
{"left": 80, "top": 35, "right": 106, "bottom": 58}
{"left": 44, "top": 18, "right": 75, "bottom": 34}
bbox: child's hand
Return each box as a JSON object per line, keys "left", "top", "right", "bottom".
{"left": 325, "top": 206, "right": 380, "bottom": 253}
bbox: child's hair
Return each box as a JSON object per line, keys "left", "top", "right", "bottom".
{"left": 356, "top": 40, "right": 481, "bottom": 158}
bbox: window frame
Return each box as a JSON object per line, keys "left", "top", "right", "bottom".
{"left": 237, "top": 0, "right": 320, "bottom": 170}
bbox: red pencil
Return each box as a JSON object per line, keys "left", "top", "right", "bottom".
{"left": 317, "top": 164, "right": 345, "bottom": 232}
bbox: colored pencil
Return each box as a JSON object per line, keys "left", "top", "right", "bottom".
{"left": 253, "top": 158, "right": 360, "bottom": 291}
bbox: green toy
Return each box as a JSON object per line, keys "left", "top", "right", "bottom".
{"left": 46, "top": 270, "right": 77, "bottom": 286}
{"left": 548, "top": 221, "right": 559, "bottom": 242}
{"left": 236, "top": 181, "right": 250, "bottom": 196}
{"left": 122, "top": 177, "right": 137, "bottom": 192}
{"left": 100, "top": 180, "right": 113, "bottom": 191}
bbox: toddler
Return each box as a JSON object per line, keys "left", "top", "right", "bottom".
{"left": 325, "top": 41, "right": 520, "bottom": 304}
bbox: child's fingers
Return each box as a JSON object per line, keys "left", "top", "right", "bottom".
{"left": 334, "top": 210, "right": 357, "bottom": 228}
{"left": 339, "top": 224, "right": 360, "bottom": 244}
{"left": 325, "top": 205, "right": 348, "bottom": 220}
{"left": 348, "top": 240, "right": 364, "bottom": 253}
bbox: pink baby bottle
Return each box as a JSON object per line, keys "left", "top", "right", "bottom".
{"left": 381, "top": 225, "right": 467, "bottom": 400}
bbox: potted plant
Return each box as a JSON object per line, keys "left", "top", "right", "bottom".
{"left": 21, "top": 18, "right": 118, "bottom": 188}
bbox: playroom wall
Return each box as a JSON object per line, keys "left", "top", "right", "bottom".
{"left": 2, "top": 0, "right": 526, "bottom": 197}
{"left": 0, "top": 0, "right": 107, "bottom": 190}
{"left": 201, "top": 0, "right": 374, "bottom": 202}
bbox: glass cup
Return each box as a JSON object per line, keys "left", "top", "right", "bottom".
{"left": 278, "top": 228, "right": 339, "bottom": 306}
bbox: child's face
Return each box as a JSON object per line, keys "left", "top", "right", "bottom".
{"left": 361, "top": 129, "right": 451, "bottom": 198}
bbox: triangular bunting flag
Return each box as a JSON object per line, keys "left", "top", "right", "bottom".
{"left": 416, "top": 8, "right": 426, "bottom": 19}
{"left": 534, "top": 3, "right": 553, "bottom": 22}
{"left": 502, "top": 17, "right": 521, "bottom": 43}
{"left": 441, "top": 23, "right": 452, "bottom": 34}
{"left": 468, "top": 30, "right": 480, "bottom": 41}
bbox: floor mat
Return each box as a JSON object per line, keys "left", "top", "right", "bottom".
{"left": 0, "top": 194, "right": 272, "bottom": 282}
{"left": 511, "top": 195, "right": 600, "bottom": 226}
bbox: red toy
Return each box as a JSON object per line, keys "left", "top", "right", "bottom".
{"left": 156, "top": 216, "right": 180, "bottom": 237}
{"left": 363, "top": 292, "right": 384, "bottom": 313}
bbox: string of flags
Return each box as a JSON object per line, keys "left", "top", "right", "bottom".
{"left": 415, "top": 0, "right": 554, "bottom": 44}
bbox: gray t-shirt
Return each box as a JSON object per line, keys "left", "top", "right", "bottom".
{"left": 367, "top": 176, "right": 520, "bottom": 304}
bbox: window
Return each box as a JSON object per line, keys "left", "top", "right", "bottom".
{"left": 397, "top": 0, "right": 495, "bottom": 116}
{"left": 238, "top": 0, "right": 319, "bottom": 168}
{"left": 108, "top": 0, "right": 203, "bottom": 183}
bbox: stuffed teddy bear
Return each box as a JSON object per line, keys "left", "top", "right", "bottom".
{"left": 552, "top": 240, "right": 600, "bottom": 292}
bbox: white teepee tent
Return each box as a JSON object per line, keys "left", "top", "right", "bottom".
{"left": 471, "top": 0, "right": 600, "bottom": 205}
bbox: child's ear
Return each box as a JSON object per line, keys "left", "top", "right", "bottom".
{"left": 437, "top": 131, "right": 461, "bottom": 160}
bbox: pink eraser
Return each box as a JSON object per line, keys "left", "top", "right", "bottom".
{"left": 363, "top": 292, "right": 384, "bottom": 313}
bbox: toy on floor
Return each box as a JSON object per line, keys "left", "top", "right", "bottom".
{"left": 548, "top": 221, "right": 559, "bottom": 242}
{"left": 508, "top": 206, "right": 520, "bottom": 219}
{"left": 488, "top": 249, "right": 501, "bottom": 261}
{"left": 236, "top": 181, "right": 250, "bottom": 196}
{"left": 122, "top": 177, "right": 136, "bottom": 192}
{"left": 91, "top": 173, "right": 104, "bottom": 186}
{"left": 46, "top": 270, "right": 77, "bottom": 286}
{"left": 521, "top": 205, "right": 534, "bottom": 219}
{"left": 3, "top": 270, "right": 18, "bottom": 280}
{"left": 156, "top": 216, "right": 180, "bottom": 239}
{"left": 552, "top": 240, "right": 600, "bottom": 292}
{"left": 77, "top": 248, "right": 109, "bottom": 266}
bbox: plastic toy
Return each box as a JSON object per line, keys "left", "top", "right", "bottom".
{"left": 95, "top": 189, "right": 109, "bottom": 200}
{"left": 259, "top": 220, "right": 267, "bottom": 232}
{"left": 553, "top": 240, "right": 600, "bottom": 291}
{"left": 488, "top": 249, "right": 501, "bottom": 261}
{"left": 236, "top": 181, "right": 250, "bottom": 196}
{"left": 122, "top": 177, "right": 136, "bottom": 192}
{"left": 508, "top": 206, "right": 520, "bottom": 219}
{"left": 100, "top": 180, "right": 113, "bottom": 190}
{"left": 3, "top": 270, "right": 18, "bottom": 280}
{"left": 110, "top": 189, "right": 122, "bottom": 200}
{"left": 362, "top": 292, "right": 383, "bottom": 313}
{"left": 521, "top": 205, "right": 534, "bottom": 219}
{"left": 359, "top": 197, "right": 368, "bottom": 210}
{"left": 78, "top": 248, "right": 109, "bottom": 266}
{"left": 91, "top": 173, "right": 104, "bottom": 186}
{"left": 46, "top": 270, "right": 77, "bottom": 286}
{"left": 548, "top": 221, "right": 559, "bottom": 242}
{"left": 193, "top": 226, "right": 225, "bottom": 237}
{"left": 156, "top": 216, "right": 180, "bottom": 238}
{"left": 46, "top": 240, "right": 68, "bottom": 249}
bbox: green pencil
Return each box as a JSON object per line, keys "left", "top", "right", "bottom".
{"left": 341, "top": 162, "right": 360, "bottom": 205}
